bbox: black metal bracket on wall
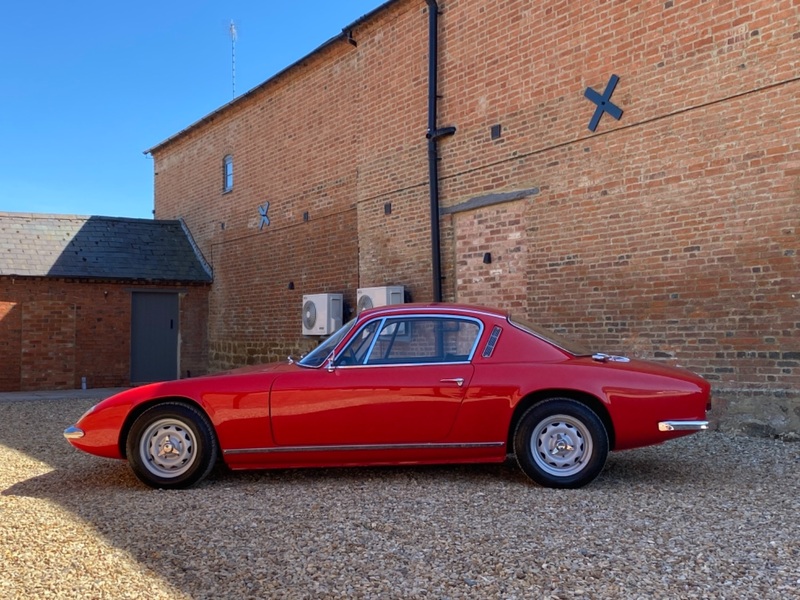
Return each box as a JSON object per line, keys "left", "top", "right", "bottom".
{"left": 426, "top": 126, "right": 457, "bottom": 140}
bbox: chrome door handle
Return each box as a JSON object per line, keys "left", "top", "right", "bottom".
{"left": 441, "top": 378, "right": 464, "bottom": 387}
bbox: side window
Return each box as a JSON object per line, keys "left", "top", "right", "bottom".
{"left": 371, "top": 319, "right": 435, "bottom": 363}
{"left": 364, "top": 318, "right": 481, "bottom": 365}
{"left": 335, "top": 320, "right": 381, "bottom": 366}
{"left": 445, "top": 320, "right": 481, "bottom": 360}
{"left": 223, "top": 154, "right": 233, "bottom": 192}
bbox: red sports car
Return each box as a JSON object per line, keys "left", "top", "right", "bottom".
{"left": 64, "top": 304, "right": 709, "bottom": 489}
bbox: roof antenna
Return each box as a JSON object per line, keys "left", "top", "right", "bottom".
{"left": 229, "top": 20, "right": 237, "bottom": 99}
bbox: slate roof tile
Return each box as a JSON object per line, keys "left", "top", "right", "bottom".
{"left": 0, "top": 212, "right": 212, "bottom": 283}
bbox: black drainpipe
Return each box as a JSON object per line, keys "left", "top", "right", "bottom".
{"left": 425, "top": 0, "right": 456, "bottom": 302}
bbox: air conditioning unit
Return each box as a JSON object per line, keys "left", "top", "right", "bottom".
{"left": 356, "top": 286, "right": 405, "bottom": 313}
{"left": 302, "top": 293, "right": 343, "bottom": 335}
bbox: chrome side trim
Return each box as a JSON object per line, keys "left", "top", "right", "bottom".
{"left": 658, "top": 420, "right": 709, "bottom": 432}
{"left": 63, "top": 426, "right": 85, "bottom": 440}
{"left": 335, "top": 360, "right": 472, "bottom": 369}
{"left": 335, "top": 314, "right": 485, "bottom": 368}
{"left": 224, "top": 441, "right": 504, "bottom": 456}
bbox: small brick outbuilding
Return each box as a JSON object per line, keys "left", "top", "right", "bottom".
{"left": 0, "top": 212, "right": 211, "bottom": 391}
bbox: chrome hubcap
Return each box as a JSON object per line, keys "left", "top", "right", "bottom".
{"left": 158, "top": 436, "right": 180, "bottom": 458}
{"left": 553, "top": 435, "right": 574, "bottom": 454}
{"left": 531, "top": 415, "right": 593, "bottom": 477}
{"left": 140, "top": 419, "right": 197, "bottom": 478}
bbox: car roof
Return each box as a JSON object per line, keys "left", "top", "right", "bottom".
{"left": 358, "top": 302, "right": 509, "bottom": 320}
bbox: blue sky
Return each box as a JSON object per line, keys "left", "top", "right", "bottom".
{"left": 0, "top": 1, "right": 383, "bottom": 219}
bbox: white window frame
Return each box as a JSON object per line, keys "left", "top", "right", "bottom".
{"left": 223, "top": 154, "right": 233, "bottom": 193}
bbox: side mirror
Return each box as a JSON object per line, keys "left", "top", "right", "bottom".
{"left": 326, "top": 357, "right": 336, "bottom": 373}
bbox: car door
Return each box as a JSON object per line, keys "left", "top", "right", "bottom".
{"left": 269, "top": 315, "right": 483, "bottom": 446}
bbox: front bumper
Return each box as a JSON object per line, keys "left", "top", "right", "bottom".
{"left": 64, "top": 425, "right": 85, "bottom": 440}
{"left": 658, "top": 420, "right": 709, "bottom": 432}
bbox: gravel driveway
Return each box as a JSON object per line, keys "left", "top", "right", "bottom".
{"left": 1, "top": 395, "right": 799, "bottom": 599}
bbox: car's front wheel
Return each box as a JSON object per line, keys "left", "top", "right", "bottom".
{"left": 514, "top": 398, "right": 609, "bottom": 489}
{"left": 126, "top": 402, "right": 217, "bottom": 489}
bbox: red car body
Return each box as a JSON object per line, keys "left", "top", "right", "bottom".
{"left": 65, "top": 304, "right": 710, "bottom": 488}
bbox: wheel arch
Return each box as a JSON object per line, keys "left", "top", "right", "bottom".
{"left": 118, "top": 396, "right": 216, "bottom": 459}
{"left": 507, "top": 389, "right": 616, "bottom": 451}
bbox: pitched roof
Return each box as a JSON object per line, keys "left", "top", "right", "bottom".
{"left": 0, "top": 212, "right": 212, "bottom": 283}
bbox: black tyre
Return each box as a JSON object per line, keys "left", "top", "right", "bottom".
{"left": 126, "top": 402, "right": 218, "bottom": 489}
{"left": 514, "top": 398, "right": 609, "bottom": 489}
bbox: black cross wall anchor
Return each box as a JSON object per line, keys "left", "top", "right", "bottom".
{"left": 584, "top": 74, "right": 623, "bottom": 132}
{"left": 258, "top": 202, "right": 271, "bottom": 230}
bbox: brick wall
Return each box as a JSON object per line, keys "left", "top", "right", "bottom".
{"left": 21, "top": 300, "right": 76, "bottom": 390}
{"left": 0, "top": 277, "right": 209, "bottom": 391}
{"left": 150, "top": 0, "right": 799, "bottom": 431}
{"left": 450, "top": 199, "right": 528, "bottom": 311}
{"left": 0, "top": 301, "right": 21, "bottom": 390}
{"left": 208, "top": 210, "right": 359, "bottom": 370}
{"left": 431, "top": 0, "right": 799, "bottom": 399}
{"left": 354, "top": 4, "right": 433, "bottom": 295}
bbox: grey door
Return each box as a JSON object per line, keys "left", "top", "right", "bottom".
{"left": 131, "top": 292, "right": 179, "bottom": 383}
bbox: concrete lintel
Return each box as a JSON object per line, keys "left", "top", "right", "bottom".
{"left": 441, "top": 187, "right": 540, "bottom": 216}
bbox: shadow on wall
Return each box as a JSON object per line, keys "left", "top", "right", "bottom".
{"left": 0, "top": 301, "right": 21, "bottom": 390}
{"left": 0, "top": 298, "right": 75, "bottom": 391}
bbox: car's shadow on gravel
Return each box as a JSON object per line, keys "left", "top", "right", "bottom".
{"left": 4, "top": 441, "right": 716, "bottom": 500}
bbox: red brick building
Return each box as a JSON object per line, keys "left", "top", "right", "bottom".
{"left": 146, "top": 0, "right": 799, "bottom": 434}
{"left": 0, "top": 213, "right": 211, "bottom": 391}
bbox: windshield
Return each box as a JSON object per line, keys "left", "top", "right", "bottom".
{"left": 508, "top": 315, "right": 593, "bottom": 356}
{"left": 298, "top": 318, "right": 357, "bottom": 368}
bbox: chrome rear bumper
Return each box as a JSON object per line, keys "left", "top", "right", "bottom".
{"left": 658, "top": 420, "right": 709, "bottom": 432}
{"left": 63, "top": 425, "right": 85, "bottom": 440}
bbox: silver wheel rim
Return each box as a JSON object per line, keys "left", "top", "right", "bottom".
{"left": 139, "top": 418, "right": 197, "bottom": 478}
{"left": 531, "top": 414, "right": 593, "bottom": 478}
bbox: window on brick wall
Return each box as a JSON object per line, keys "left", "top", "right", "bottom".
{"left": 222, "top": 154, "right": 233, "bottom": 193}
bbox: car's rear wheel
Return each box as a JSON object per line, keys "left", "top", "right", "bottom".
{"left": 126, "top": 402, "right": 217, "bottom": 489}
{"left": 514, "top": 398, "right": 608, "bottom": 489}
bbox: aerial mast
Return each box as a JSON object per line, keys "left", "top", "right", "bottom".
{"left": 230, "top": 20, "right": 237, "bottom": 99}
